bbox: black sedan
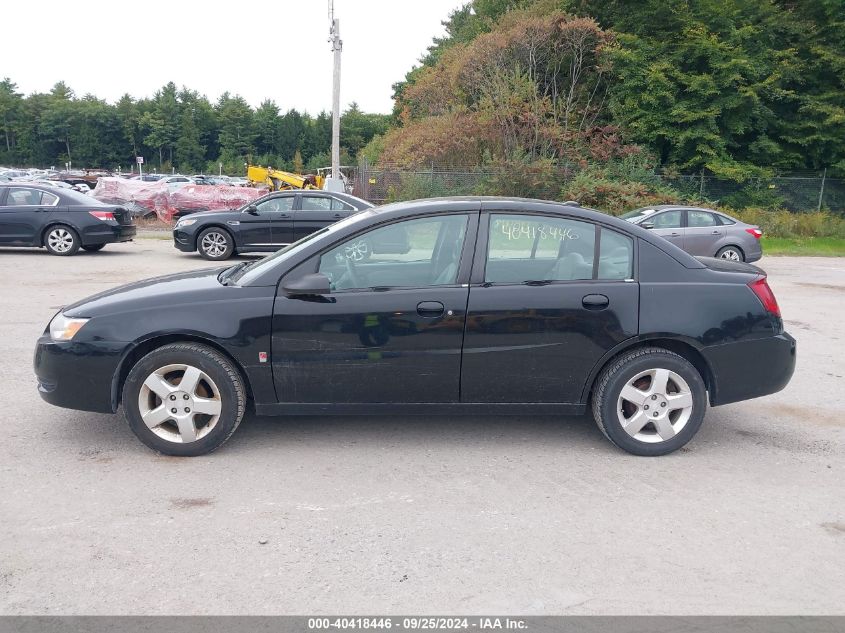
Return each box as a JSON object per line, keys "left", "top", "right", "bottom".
{"left": 35, "top": 197, "right": 795, "bottom": 457}
{"left": 0, "top": 183, "right": 136, "bottom": 255}
{"left": 173, "top": 190, "right": 373, "bottom": 260}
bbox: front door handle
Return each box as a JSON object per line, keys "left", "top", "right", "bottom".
{"left": 417, "top": 301, "right": 445, "bottom": 317}
{"left": 669, "top": 232, "right": 681, "bottom": 237}
{"left": 711, "top": 230, "right": 721, "bottom": 235}
{"left": 277, "top": 213, "right": 291, "bottom": 219}
{"left": 582, "top": 294, "right": 609, "bottom": 310}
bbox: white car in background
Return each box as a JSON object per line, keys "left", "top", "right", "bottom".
{"left": 158, "top": 175, "right": 195, "bottom": 191}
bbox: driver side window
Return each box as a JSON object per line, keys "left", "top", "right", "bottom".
{"left": 318, "top": 215, "right": 468, "bottom": 291}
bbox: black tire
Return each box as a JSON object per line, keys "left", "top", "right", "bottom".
{"left": 197, "top": 227, "right": 235, "bottom": 261}
{"left": 122, "top": 343, "right": 246, "bottom": 457}
{"left": 43, "top": 225, "right": 81, "bottom": 256}
{"left": 82, "top": 244, "right": 106, "bottom": 252}
{"left": 591, "top": 347, "right": 707, "bottom": 456}
{"left": 716, "top": 245, "right": 745, "bottom": 262}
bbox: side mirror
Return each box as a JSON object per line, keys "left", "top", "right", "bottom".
{"left": 245, "top": 205, "right": 259, "bottom": 215}
{"left": 640, "top": 221, "right": 655, "bottom": 229}
{"left": 283, "top": 273, "right": 332, "bottom": 297}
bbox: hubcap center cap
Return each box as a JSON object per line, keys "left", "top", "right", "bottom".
{"left": 167, "top": 390, "right": 195, "bottom": 416}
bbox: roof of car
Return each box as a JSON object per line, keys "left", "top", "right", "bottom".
{"left": 636, "top": 204, "right": 723, "bottom": 213}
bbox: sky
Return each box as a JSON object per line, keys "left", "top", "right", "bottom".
{"left": 0, "top": 0, "right": 466, "bottom": 114}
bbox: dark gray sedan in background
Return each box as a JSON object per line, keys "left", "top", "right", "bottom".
{"left": 621, "top": 205, "right": 763, "bottom": 262}
{"left": 173, "top": 190, "right": 373, "bottom": 260}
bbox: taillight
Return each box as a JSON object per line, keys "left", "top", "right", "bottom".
{"left": 748, "top": 276, "right": 780, "bottom": 317}
{"left": 89, "top": 211, "right": 114, "bottom": 221}
{"left": 745, "top": 227, "right": 763, "bottom": 239}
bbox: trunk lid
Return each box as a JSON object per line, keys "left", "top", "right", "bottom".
{"left": 695, "top": 256, "right": 764, "bottom": 276}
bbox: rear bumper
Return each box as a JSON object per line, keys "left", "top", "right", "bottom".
{"left": 81, "top": 223, "right": 136, "bottom": 246}
{"left": 703, "top": 332, "right": 796, "bottom": 406}
{"left": 34, "top": 335, "right": 128, "bottom": 414}
{"left": 745, "top": 239, "right": 763, "bottom": 263}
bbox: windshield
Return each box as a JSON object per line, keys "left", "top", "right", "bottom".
{"left": 619, "top": 208, "right": 658, "bottom": 222}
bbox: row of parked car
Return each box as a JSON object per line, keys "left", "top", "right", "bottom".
{"left": 0, "top": 181, "right": 764, "bottom": 263}
{"left": 128, "top": 174, "right": 249, "bottom": 187}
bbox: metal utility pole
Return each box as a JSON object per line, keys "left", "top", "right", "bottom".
{"left": 329, "top": 0, "right": 342, "bottom": 183}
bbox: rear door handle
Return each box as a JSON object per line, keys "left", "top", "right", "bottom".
{"left": 582, "top": 294, "right": 609, "bottom": 310}
{"left": 669, "top": 232, "right": 681, "bottom": 237}
{"left": 333, "top": 213, "right": 343, "bottom": 219}
{"left": 417, "top": 301, "right": 445, "bottom": 317}
{"left": 711, "top": 230, "right": 721, "bottom": 235}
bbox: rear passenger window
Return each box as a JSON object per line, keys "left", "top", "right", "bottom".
{"left": 688, "top": 211, "right": 718, "bottom": 227}
{"left": 331, "top": 198, "right": 353, "bottom": 211}
{"left": 41, "top": 191, "right": 59, "bottom": 206}
{"left": 598, "top": 229, "right": 633, "bottom": 280}
{"left": 486, "top": 215, "right": 596, "bottom": 283}
{"left": 7, "top": 187, "right": 41, "bottom": 205}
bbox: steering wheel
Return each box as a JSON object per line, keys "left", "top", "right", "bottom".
{"left": 344, "top": 255, "right": 363, "bottom": 288}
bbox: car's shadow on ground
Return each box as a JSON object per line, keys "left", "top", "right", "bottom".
{"left": 47, "top": 405, "right": 777, "bottom": 461}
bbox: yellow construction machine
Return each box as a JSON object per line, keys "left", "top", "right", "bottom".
{"left": 247, "top": 165, "right": 325, "bottom": 191}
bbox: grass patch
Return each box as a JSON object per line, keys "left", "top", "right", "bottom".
{"left": 762, "top": 237, "right": 845, "bottom": 256}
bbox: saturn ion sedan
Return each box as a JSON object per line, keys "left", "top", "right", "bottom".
{"left": 34, "top": 197, "right": 796, "bottom": 457}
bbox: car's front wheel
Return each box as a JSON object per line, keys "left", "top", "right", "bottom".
{"left": 591, "top": 347, "right": 706, "bottom": 456}
{"left": 122, "top": 343, "right": 246, "bottom": 456}
{"left": 197, "top": 228, "right": 234, "bottom": 260}
{"left": 44, "top": 225, "right": 81, "bottom": 256}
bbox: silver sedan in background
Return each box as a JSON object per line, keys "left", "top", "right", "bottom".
{"left": 620, "top": 205, "right": 763, "bottom": 262}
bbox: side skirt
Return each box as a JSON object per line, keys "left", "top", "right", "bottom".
{"left": 254, "top": 402, "right": 586, "bottom": 417}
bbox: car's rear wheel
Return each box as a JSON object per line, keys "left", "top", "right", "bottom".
{"left": 44, "top": 225, "right": 80, "bottom": 256}
{"left": 122, "top": 343, "right": 246, "bottom": 456}
{"left": 82, "top": 244, "right": 106, "bottom": 252}
{"left": 591, "top": 347, "right": 706, "bottom": 456}
{"left": 197, "top": 228, "right": 234, "bottom": 260}
{"left": 716, "top": 245, "right": 744, "bottom": 262}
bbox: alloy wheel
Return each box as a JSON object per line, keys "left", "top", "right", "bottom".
{"left": 200, "top": 232, "right": 228, "bottom": 258}
{"left": 719, "top": 248, "right": 742, "bottom": 261}
{"left": 616, "top": 368, "right": 694, "bottom": 443}
{"left": 137, "top": 363, "right": 223, "bottom": 444}
{"left": 48, "top": 228, "right": 74, "bottom": 253}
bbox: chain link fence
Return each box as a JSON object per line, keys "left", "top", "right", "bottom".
{"left": 354, "top": 162, "right": 845, "bottom": 214}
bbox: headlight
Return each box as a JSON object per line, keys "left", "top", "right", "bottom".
{"left": 49, "top": 313, "right": 90, "bottom": 341}
{"left": 175, "top": 219, "right": 197, "bottom": 228}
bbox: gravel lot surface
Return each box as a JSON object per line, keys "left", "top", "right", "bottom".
{"left": 1, "top": 240, "right": 843, "bottom": 615}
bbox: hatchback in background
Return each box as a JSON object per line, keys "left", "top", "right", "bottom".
{"left": 0, "top": 183, "right": 136, "bottom": 255}
{"left": 621, "top": 206, "right": 762, "bottom": 262}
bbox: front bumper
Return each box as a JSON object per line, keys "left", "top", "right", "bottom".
{"left": 173, "top": 229, "right": 195, "bottom": 252}
{"left": 34, "top": 335, "right": 129, "bottom": 414}
{"left": 703, "top": 332, "right": 796, "bottom": 406}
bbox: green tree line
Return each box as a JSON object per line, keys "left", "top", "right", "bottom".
{"left": 0, "top": 79, "right": 390, "bottom": 175}
{"left": 372, "top": 0, "right": 844, "bottom": 179}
